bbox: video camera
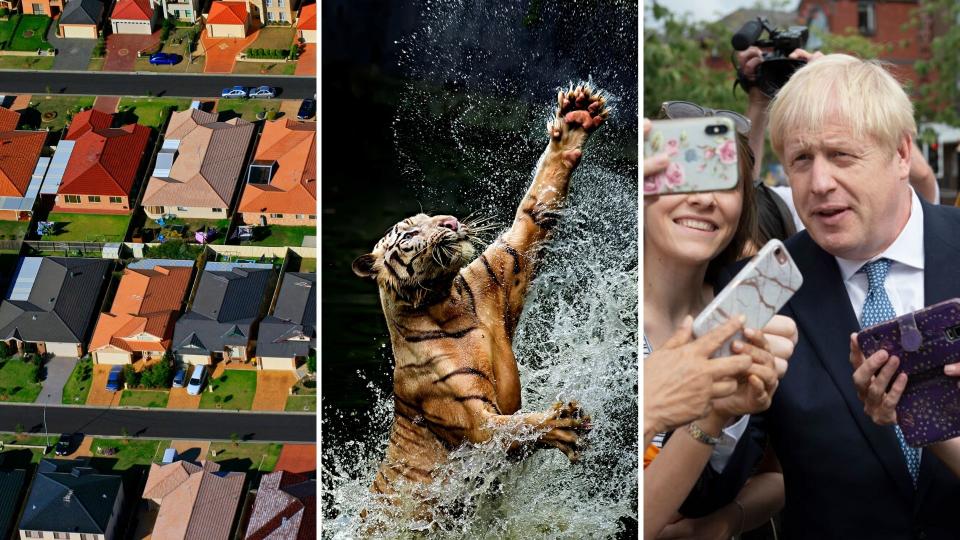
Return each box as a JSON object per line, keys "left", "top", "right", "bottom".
{"left": 732, "top": 18, "right": 810, "bottom": 98}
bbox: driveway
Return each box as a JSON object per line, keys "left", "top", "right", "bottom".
{"left": 93, "top": 96, "right": 120, "bottom": 113}
{"left": 37, "top": 356, "right": 76, "bottom": 405}
{"left": 294, "top": 43, "right": 315, "bottom": 76}
{"left": 104, "top": 32, "right": 161, "bottom": 72}
{"left": 251, "top": 371, "right": 296, "bottom": 411}
{"left": 167, "top": 387, "right": 201, "bottom": 409}
{"left": 47, "top": 30, "right": 97, "bottom": 72}
{"left": 200, "top": 31, "right": 259, "bottom": 73}
{"left": 86, "top": 365, "right": 121, "bottom": 407}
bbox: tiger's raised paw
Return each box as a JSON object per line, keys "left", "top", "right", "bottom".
{"left": 541, "top": 401, "right": 593, "bottom": 462}
{"left": 549, "top": 83, "right": 609, "bottom": 167}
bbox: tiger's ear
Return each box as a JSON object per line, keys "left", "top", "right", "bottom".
{"left": 352, "top": 253, "right": 378, "bottom": 279}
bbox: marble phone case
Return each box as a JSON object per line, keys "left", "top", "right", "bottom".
{"left": 643, "top": 117, "right": 739, "bottom": 195}
{"left": 693, "top": 239, "right": 803, "bottom": 358}
{"left": 858, "top": 298, "right": 960, "bottom": 447}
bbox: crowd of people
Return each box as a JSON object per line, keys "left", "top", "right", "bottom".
{"left": 643, "top": 50, "right": 960, "bottom": 540}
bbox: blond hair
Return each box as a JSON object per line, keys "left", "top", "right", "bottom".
{"left": 768, "top": 54, "right": 915, "bottom": 158}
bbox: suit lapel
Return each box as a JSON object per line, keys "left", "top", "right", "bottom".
{"left": 788, "top": 232, "right": 915, "bottom": 499}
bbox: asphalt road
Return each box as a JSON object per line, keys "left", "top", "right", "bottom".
{"left": 0, "top": 404, "right": 316, "bottom": 442}
{"left": 0, "top": 71, "right": 316, "bottom": 99}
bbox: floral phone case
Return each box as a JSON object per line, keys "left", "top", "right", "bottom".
{"left": 857, "top": 298, "right": 960, "bottom": 447}
{"left": 693, "top": 239, "right": 803, "bottom": 358}
{"left": 644, "top": 117, "right": 739, "bottom": 195}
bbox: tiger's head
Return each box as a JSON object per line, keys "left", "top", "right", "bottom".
{"left": 353, "top": 213, "right": 480, "bottom": 300}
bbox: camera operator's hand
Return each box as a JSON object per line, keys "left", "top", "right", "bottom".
{"left": 787, "top": 48, "right": 824, "bottom": 63}
{"left": 736, "top": 46, "right": 764, "bottom": 83}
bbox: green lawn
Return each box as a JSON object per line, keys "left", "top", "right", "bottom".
{"left": 0, "top": 220, "right": 28, "bottom": 253}
{"left": 246, "top": 26, "right": 296, "bottom": 51}
{"left": 43, "top": 212, "right": 131, "bottom": 242}
{"left": 21, "top": 95, "right": 95, "bottom": 132}
{"left": 117, "top": 97, "right": 192, "bottom": 129}
{"left": 296, "top": 258, "right": 316, "bottom": 272}
{"left": 244, "top": 226, "right": 314, "bottom": 247}
{"left": 0, "top": 358, "right": 40, "bottom": 403}
{"left": 199, "top": 370, "right": 257, "bottom": 410}
{"left": 0, "top": 55, "right": 52, "bottom": 69}
{"left": 0, "top": 434, "right": 52, "bottom": 447}
{"left": 5, "top": 15, "right": 52, "bottom": 51}
{"left": 119, "top": 389, "right": 169, "bottom": 408}
{"left": 216, "top": 98, "right": 284, "bottom": 122}
{"left": 61, "top": 358, "right": 92, "bottom": 405}
{"left": 90, "top": 438, "right": 169, "bottom": 470}
{"left": 208, "top": 441, "right": 282, "bottom": 472}
{"left": 284, "top": 395, "right": 315, "bottom": 412}
{"left": 232, "top": 60, "right": 297, "bottom": 76}
{"left": 144, "top": 216, "right": 231, "bottom": 245}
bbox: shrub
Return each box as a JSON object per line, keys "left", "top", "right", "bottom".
{"left": 140, "top": 360, "right": 171, "bottom": 388}
{"left": 123, "top": 364, "right": 140, "bottom": 387}
{"left": 0, "top": 341, "right": 9, "bottom": 359}
{"left": 265, "top": 110, "right": 277, "bottom": 120}
{"left": 306, "top": 352, "right": 315, "bottom": 373}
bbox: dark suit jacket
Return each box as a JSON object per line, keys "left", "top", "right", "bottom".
{"left": 683, "top": 199, "right": 960, "bottom": 539}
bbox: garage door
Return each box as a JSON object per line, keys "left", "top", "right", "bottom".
{"left": 179, "top": 353, "right": 211, "bottom": 365}
{"left": 61, "top": 25, "right": 97, "bottom": 39}
{"left": 94, "top": 350, "right": 131, "bottom": 365}
{"left": 260, "top": 356, "right": 294, "bottom": 371}
{"left": 46, "top": 342, "right": 80, "bottom": 357}
{"left": 209, "top": 24, "right": 243, "bottom": 38}
{"left": 113, "top": 20, "right": 152, "bottom": 35}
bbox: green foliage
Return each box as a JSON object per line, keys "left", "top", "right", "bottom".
{"left": 306, "top": 352, "right": 315, "bottom": 373}
{"left": 92, "top": 37, "right": 106, "bottom": 58}
{"left": 0, "top": 8, "right": 8, "bottom": 18}
{"left": 140, "top": 360, "right": 171, "bottom": 389}
{"left": 909, "top": 0, "right": 960, "bottom": 123}
{"left": 122, "top": 364, "right": 140, "bottom": 387}
{"left": 144, "top": 239, "right": 203, "bottom": 260}
{"left": 0, "top": 341, "right": 9, "bottom": 358}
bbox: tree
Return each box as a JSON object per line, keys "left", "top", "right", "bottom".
{"left": 141, "top": 360, "right": 171, "bottom": 388}
{"left": 230, "top": 432, "right": 239, "bottom": 446}
{"left": 0, "top": 341, "right": 9, "bottom": 358}
{"left": 306, "top": 352, "right": 315, "bottom": 373}
{"left": 123, "top": 364, "right": 140, "bottom": 388}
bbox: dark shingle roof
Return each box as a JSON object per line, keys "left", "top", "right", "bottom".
{"left": 0, "top": 258, "right": 111, "bottom": 344}
{"left": 172, "top": 267, "right": 272, "bottom": 355}
{"left": 19, "top": 459, "right": 122, "bottom": 534}
{"left": 0, "top": 468, "right": 25, "bottom": 540}
{"left": 256, "top": 273, "right": 315, "bottom": 359}
{"left": 60, "top": 0, "right": 105, "bottom": 25}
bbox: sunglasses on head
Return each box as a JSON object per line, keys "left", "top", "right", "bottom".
{"left": 660, "top": 101, "right": 751, "bottom": 136}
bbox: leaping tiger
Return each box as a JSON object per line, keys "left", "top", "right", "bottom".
{"left": 352, "top": 83, "right": 608, "bottom": 499}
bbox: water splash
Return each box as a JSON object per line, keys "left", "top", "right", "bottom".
{"left": 323, "top": 0, "right": 637, "bottom": 537}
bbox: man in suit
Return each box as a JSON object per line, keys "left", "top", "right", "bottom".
{"left": 682, "top": 54, "right": 960, "bottom": 538}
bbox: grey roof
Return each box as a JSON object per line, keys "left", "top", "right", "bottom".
{"left": 0, "top": 468, "right": 25, "bottom": 540}
{"left": 172, "top": 266, "right": 272, "bottom": 355}
{"left": 60, "top": 0, "right": 104, "bottom": 25}
{"left": 19, "top": 459, "right": 122, "bottom": 534}
{"left": 256, "top": 273, "right": 315, "bottom": 359}
{"left": 0, "top": 258, "right": 111, "bottom": 344}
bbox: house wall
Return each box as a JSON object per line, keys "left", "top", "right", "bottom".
{"left": 161, "top": 0, "right": 197, "bottom": 22}
{"left": 260, "top": 0, "right": 292, "bottom": 23}
{"left": 240, "top": 212, "right": 315, "bottom": 227}
{"left": 0, "top": 209, "right": 29, "bottom": 221}
{"left": 23, "top": 0, "right": 61, "bottom": 16}
{"left": 20, "top": 532, "right": 106, "bottom": 540}
{"left": 143, "top": 205, "right": 229, "bottom": 220}
{"left": 54, "top": 194, "right": 131, "bottom": 215}
{"left": 299, "top": 28, "right": 315, "bottom": 43}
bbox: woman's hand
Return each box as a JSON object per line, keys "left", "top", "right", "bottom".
{"left": 762, "top": 314, "right": 797, "bottom": 379}
{"left": 710, "top": 328, "right": 779, "bottom": 419}
{"left": 644, "top": 118, "right": 669, "bottom": 185}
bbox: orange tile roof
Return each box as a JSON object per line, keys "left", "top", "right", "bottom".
{"left": 238, "top": 120, "right": 316, "bottom": 216}
{"left": 65, "top": 109, "right": 114, "bottom": 140}
{"left": 0, "top": 131, "right": 46, "bottom": 197}
{"left": 0, "top": 107, "right": 20, "bottom": 132}
{"left": 207, "top": 1, "right": 247, "bottom": 25}
{"left": 111, "top": 0, "right": 153, "bottom": 20}
{"left": 297, "top": 2, "right": 315, "bottom": 30}
{"left": 89, "top": 265, "right": 193, "bottom": 353}
{"left": 61, "top": 119, "right": 151, "bottom": 197}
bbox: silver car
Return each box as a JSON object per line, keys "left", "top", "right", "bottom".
{"left": 186, "top": 365, "right": 207, "bottom": 396}
{"left": 249, "top": 85, "right": 276, "bottom": 99}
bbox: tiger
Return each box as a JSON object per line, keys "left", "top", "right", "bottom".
{"left": 352, "top": 83, "right": 608, "bottom": 502}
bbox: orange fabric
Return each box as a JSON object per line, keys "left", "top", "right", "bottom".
{"left": 644, "top": 444, "right": 660, "bottom": 469}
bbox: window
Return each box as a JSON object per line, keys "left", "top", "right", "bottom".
{"left": 269, "top": 213, "right": 283, "bottom": 219}
{"left": 266, "top": 11, "right": 275, "bottom": 21}
{"left": 147, "top": 206, "right": 164, "bottom": 215}
{"left": 858, "top": 1, "right": 875, "bottom": 36}
{"left": 212, "top": 208, "right": 224, "bottom": 213}
{"left": 80, "top": 534, "right": 95, "bottom": 540}
{"left": 295, "top": 214, "right": 303, "bottom": 220}
{"left": 265, "top": 0, "right": 271, "bottom": 6}
{"left": 308, "top": 215, "right": 316, "bottom": 219}
{"left": 53, "top": 533, "right": 68, "bottom": 540}
{"left": 31, "top": 3, "right": 41, "bottom": 13}
{"left": 24, "top": 532, "right": 43, "bottom": 539}
{"left": 184, "top": 9, "right": 191, "bottom": 17}
{"left": 64, "top": 195, "right": 81, "bottom": 204}
{"left": 177, "top": 206, "right": 188, "bottom": 212}
{"left": 279, "top": 11, "right": 286, "bottom": 21}
{"left": 109, "top": 196, "right": 122, "bottom": 204}
{"left": 88, "top": 195, "right": 101, "bottom": 203}
{"left": 278, "top": 0, "right": 284, "bottom": 7}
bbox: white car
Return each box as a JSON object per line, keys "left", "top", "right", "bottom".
{"left": 221, "top": 86, "right": 248, "bottom": 98}
{"left": 249, "top": 86, "right": 276, "bottom": 99}
{"left": 186, "top": 365, "right": 207, "bottom": 396}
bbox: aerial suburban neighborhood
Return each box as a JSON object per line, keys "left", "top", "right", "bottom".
{"left": 0, "top": 0, "right": 317, "bottom": 535}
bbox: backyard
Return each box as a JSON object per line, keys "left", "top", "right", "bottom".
{"left": 215, "top": 98, "right": 284, "bottom": 122}
{"left": 142, "top": 216, "right": 231, "bottom": 245}
{"left": 198, "top": 369, "right": 257, "bottom": 410}
{"left": 90, "top": 438, "right": 169, "bottom": 470}
{"left": 116, "top": 97, "right": 192, "bottom": 129}
{"left": 0, "top": 220, "right": 28, "bottom": 252}
{"left": 119, "top": 389, "right": 169, "bottom": 408}
{"left": 208, "top": 441, "right": 281, "bottom": 472}
{"left": 296, "top": 257, "right": 316, "bottom": 272}
{"left": 41, "top": 212, "right": 131, "bottom": 242}
{"left": 0, "top": 15, "right": 53, "bottom": 51}
{"left": 241, "top": 225, "right": 314, "bottom": 247}
{"left": 61, "top": 357, "right": 92, "bottom": 405}
{"left": 0, "top": 356, "right": 41, "bottom": 403}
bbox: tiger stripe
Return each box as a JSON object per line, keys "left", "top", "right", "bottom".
{"left": 434, "top": 367, "right": 493, "bottom": 386}
{"left": 480, "top": 255, "right": 501, "bottom": 286}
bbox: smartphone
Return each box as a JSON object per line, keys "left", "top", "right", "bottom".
{"left": 643, "top": 117, "right": 739, "bottom": 195}
{"left": 693, "top": 239, "right": 803, "bottom": 358}
{"left": 857, "top": 298, "right": 960, "bottom": 447}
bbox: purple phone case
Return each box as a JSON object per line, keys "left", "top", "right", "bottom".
{"left": 857, "top": 298, "right": 960, "bottom": 447}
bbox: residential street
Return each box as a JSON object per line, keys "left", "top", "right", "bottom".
{"left": 0, "top": 404, "right": 315, "bottom": 442}
{"left": 0, "top": 71, "right": 315, "bottom": 99}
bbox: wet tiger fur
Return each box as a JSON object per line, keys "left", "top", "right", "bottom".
{"left": 352, "top": 83, "right": 608, "bottom": 501}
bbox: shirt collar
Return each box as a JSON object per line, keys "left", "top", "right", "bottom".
{"left": 835, "top": 188, "right": 925, "bottom": 282}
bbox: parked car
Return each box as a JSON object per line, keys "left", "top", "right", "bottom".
{"left": 297, "top": 98, "right": 316, "bottom": 120}
{"left": 54, "top": 433, "right": 83, "bottom": 456}
{"left": 106, "top": 366, "right": 122, "bottom": 392}
{"left": 249, "top": 86, "right": 276, "bottom": 99}
{"left": 221, "top": 86, "right": 249, "bottom": 98}
{"left": 172, "top": 365, "right": 188, "bottom": 388}
{"left": 186, "top": 365, "right": 207, "bottom": 396}
{"left": 149, "top": 53, "right": 182, "bottom": 65}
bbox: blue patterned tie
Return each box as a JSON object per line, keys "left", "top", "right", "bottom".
{"left": 859, "top": 258, "right": 921, "bottom": 486}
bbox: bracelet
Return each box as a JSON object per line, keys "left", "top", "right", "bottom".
{"left": 732, "top": 499, "right": 746, "bottom": 536}
{"left": 687, "top": 422, "right": 721, "bottom": 446}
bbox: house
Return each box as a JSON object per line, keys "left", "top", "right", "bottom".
{"left": 58, "top": 0, "right": 104, "bottom": 38}
{"left": 19, "top": 0, "right": 64, "bottom": 17}
{"left": 237, "top": 119, "right": 316, "bottom": 227}
{"left": 172, "top": 262, "right": 273, "bottom": 365}
{"left": 246, "top": 0, "right": 295, "bottom": 25}
{"left": 110, "top": 0, "right": 160, "bottom": 34}
{"left": 0, "top": 107, "right": 47, "bottom": 221}
{"left": 18, "top": 459, "right": 125, "bottom": 540}
{"left": 256, "top": 272, "right": 313, "bottom": 371}
{"left": 296, "top": 2, "right": 314, "bottom": 43}
{"left": 141, "top": 459, "right": 244, "bottom": 540}
{"left": 205, "top": 0, "right": 248, "bottom": 38}
{"left": 89, "top": 259, "right": 194, "bottom": 365}
{"left": 54, "top": 109, "right": 150, "bottom": 215}
{"left": 244, "top": 470, "right": 315, "bottom": 540}
{"left": 0, "top": 459, "right": 26, "bottom": 540}
{"left": 141, "top": 109, "right": 255, "bottom": 220}
{"left": 0, "top": 257, "right": 111, "bottom": 358}
{"left": 149, "top": 0, "right": 198, "bottom": 23}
